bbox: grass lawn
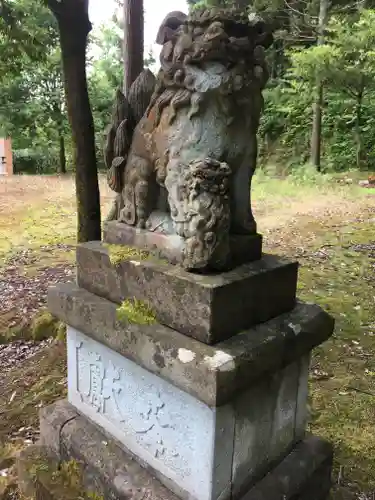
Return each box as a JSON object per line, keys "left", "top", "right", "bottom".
{"left": 0, "top": 171, "right": 374, "bottom": 499}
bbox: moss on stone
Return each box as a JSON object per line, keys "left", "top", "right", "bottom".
{"left": 29, "top": 459, "right": 50, "bottom": 479}
{"left": 56, "top": 322, "right": 67, "bottom": 342}
{"left": 116, "top": 298, "right": 157, "bottom": 326}
{"left": 24, "top": 453, "right": 104, "bottom": 500}
{"left": 51, "top": 459, "right": 82, "bottom": 490}
{"left": 104, "top": 243, "right": 169, "bottom": 268}
{"left": 30, "top": 311, "right": 62, "bottom": 341}
{"left": 51, "top": 459, "right": 104, "bottom": 499}
{"left": 104, "top": 243, "right": 149, "bottom": 267}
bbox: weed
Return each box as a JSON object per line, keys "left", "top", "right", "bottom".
{"left": 116, "top": 298, "right": 157, "bottom": 326}
{"left": 104, "top": 243, "right": 149, "bottom": 267}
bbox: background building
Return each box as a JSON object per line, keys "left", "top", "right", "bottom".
{"left": 0, "top": 138, "right": 13, "bottom": 175}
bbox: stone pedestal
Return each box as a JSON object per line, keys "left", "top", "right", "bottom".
{"left": 21, "top": 234, "right": 335, "bottom": 500}
{"left": 103, "top": 221, "right": 263, "bottom": 269}
{"left": 76, "top": 241, "right": 298, "bottom": 344}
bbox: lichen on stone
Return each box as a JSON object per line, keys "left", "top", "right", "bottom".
{"left": 104, "top": 243, "right": 150, "bottom": 267}
{"left": 116, "top": 298, "right": 157, "bottom": 326}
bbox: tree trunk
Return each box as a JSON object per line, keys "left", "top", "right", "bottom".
{"left": 123, "top": 0, "right": 144, "bottom": 95}
{"left": 355, "top": 86, "right": 365, "bottom": 169}
{"left": 310, "top": 84, "right": 323, "bottom": 171}
{"left": 310, "top": 0, "right": 329, "bottom": 171}
{"left": 58, "top": 130, "right": 67, "bottom": 174}
{"left": 47, "top": 0, "right": 101, "bottom": 242}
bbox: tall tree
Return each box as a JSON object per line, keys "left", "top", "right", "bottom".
{"left": 46, "top": 0, "right": 101, "bottom": 242}
{"left": 123, "top": 0, "right": 144, "bottom": 95}
{"left": 310, "top": 0, "right": 329, "bottom": 171}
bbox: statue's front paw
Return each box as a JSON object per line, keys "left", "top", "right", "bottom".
{"left": 183, "top": 238, "right": 207, "bottom": 271}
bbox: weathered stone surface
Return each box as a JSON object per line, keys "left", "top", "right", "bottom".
{"left": 67, "top": 327, "right": 235, "bottom": 500}
{"left": 232, "top": 379, "right": 275, "bottom": 496}
{"left": 76, "top": 241, "right": 298, "bottom": 344}
{"left": 269, "top": 362, "right": 299, "bottom": 461}
{"left": 295, "top": 355, "right": 311, "bottom": 441}
{"left": 17, "top": 445, "right": 98, "bottom": 500}
{"left": 231, "top": 357, "right": 309, "bottom": 498}
{"left": 39, "top": 399, "right": 78, "bottom": 456}
{"left": 243, "top": 435, "right": 333, "bottom": 500}
{"left": 103, "top": 8, "right": 273, "bottom": 271}
{"left": 48, "top": 282, "right": 335, "bottom": 408}
{"left": 38, "top": 400, "right": 180, "bottom": 500}
{"left": 103, "top": 221, "right": 263, "bottom": 267}
{"left": 37, "top": 401, "right": 332, "bottom": 500}
{"left": 17, "top": 445, "right": 53, "bottom": 499}
{"left": 60, "top": 415, "right": 180, "bottom": 500}
{"left": 17, "top": 441, "right": 174, "bottom": 500}
{"left": 66, "top": 328, "right": 323, "bottom": 500}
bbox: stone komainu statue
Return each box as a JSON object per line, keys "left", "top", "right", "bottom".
{"left": 104, "top": 7, "right": 273, "bottom": 271}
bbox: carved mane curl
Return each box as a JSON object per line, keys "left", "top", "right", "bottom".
{"left": 147, "top": 6, "right": 272, "bottom": 127}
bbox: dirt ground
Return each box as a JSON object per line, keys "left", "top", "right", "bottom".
{"left": 0, "top": 173, "right": 374, "bottom": 499}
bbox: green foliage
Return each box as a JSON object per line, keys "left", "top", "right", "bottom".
{"left": 88, "top": 20, "right": 123, "bottom": 168}
{"left": 0, "top": 0, "right": 133, "bottom": 174}
{"left": 0, "top": 0, "right": 59, "bottom": 75}
{"left": 188, "top": 0, "right": 228, "bottom": 8}
{"left": 260, "top": 9, "right": 375, "bottom": 172}
{"left": 190, "top": 2, "right": 375, "bottom": 173}
{"left": 291, "top": 10, "right": 375, "bottom": 92}
{"left": 2, "top": 0, "right": 374, "bottom": 176}
{"left": 187, "top": 0, "right": 250, "bottom": 9}
{"left": 13, "top": 149, "right": 62, "bottom": 174}
{"left": 0, "top": 0, "right": 70, "bottom": 174}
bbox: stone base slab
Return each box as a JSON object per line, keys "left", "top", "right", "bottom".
{"left": 243, "top": 434, "right": 333, "bottom": 500}
{"left": 76, "top": 241, "right": 298, "bottom": 344}
{"left": 66, "top": 327, "right": 311, "bottom": 500}
{"left": 33, "top": 400, "right": 333, "bottom": 500}
{"left": 103, "top": 221, "right": 263, "bottom": 269}
{"left": 48, "top": 282, "right": 335, "bottom": 408}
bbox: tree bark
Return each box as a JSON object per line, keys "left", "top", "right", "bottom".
{"left": 47, "top": 0, "right": 101, "bottom": 242}
{"left": 58, "top": 130, "right": 66, "bottom": 174}
{"left": 310, "top": 84, "right": 323, "bottom": 171}
{"left": 123, "top": 0, "right": 144, "bottom": 95}
{"left": 355, "top": 85, "right": 365, "bottom": 169}
{"left": 310, "top": 0, "right": 329, "bottom": 171}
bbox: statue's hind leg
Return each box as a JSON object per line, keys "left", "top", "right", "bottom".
{"left": 120, "top": 156, "right": 155, "bottom": 228}
{"left": 134, "top": 179, "right": 150, "bottom": 228}
{"left": 231, "top": 166, "right": 257, "bottom": 234}
{"left": 231, "top": 142, "right": 258, "bottom": 235}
